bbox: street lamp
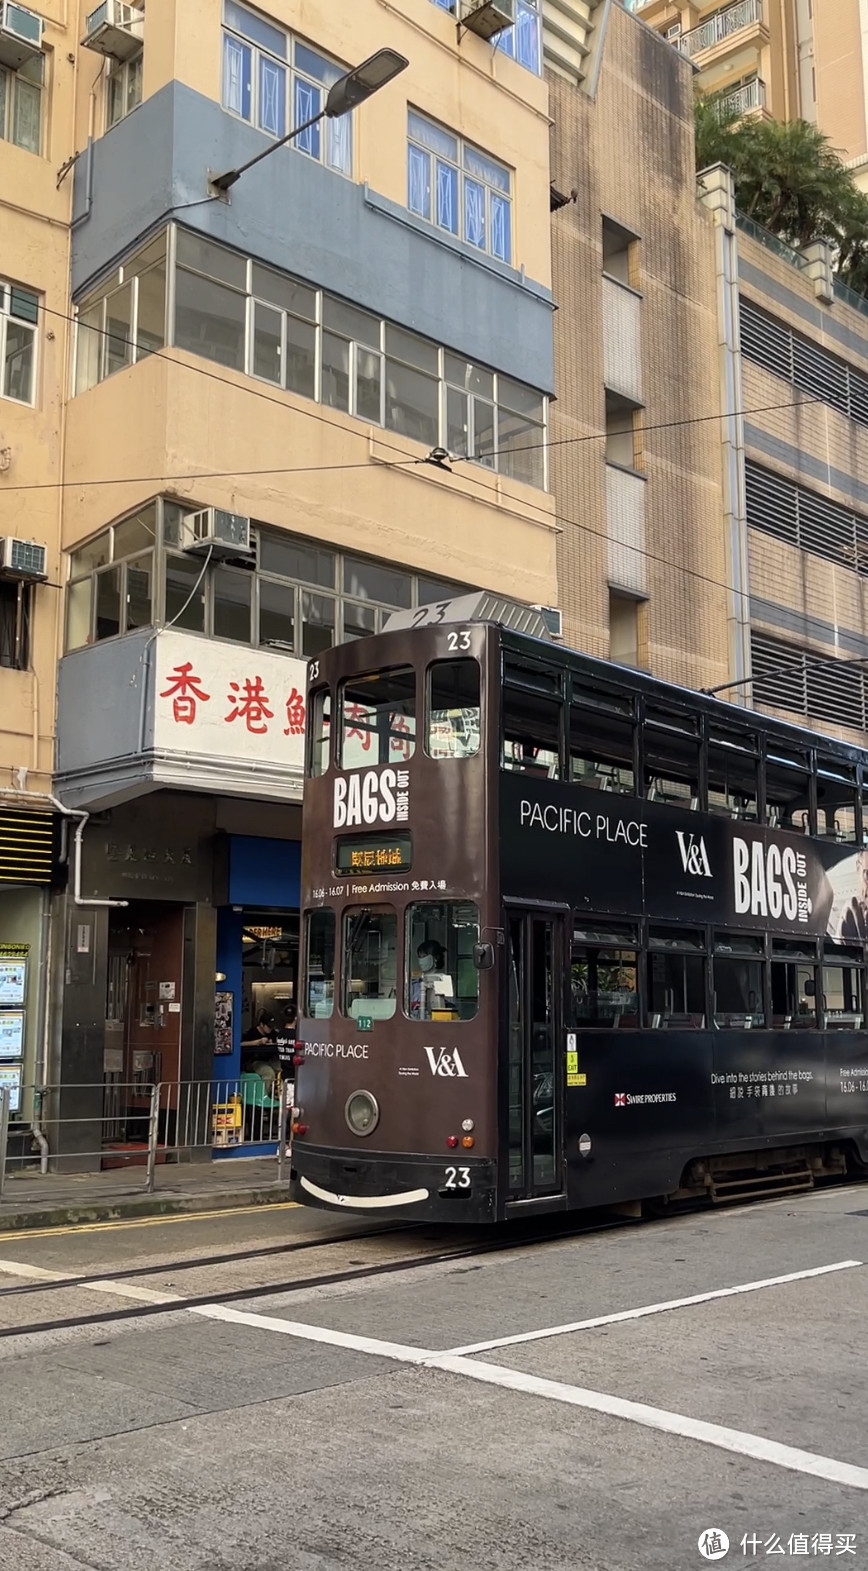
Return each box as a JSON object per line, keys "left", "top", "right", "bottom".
{"left": 209, "top": 48, "right": 409, "bottom": 194}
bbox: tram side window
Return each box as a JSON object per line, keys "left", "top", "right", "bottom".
{"left": 427, "top": 659, "right": 481, "bottom": 759}
{"left": 569, "top": 706, "right": 635, "bottom": 795}
{"left": 822, "top": 945, "right": 864, "bottom": 1028}
{"left": 305, "top": 908, "right": 335, "bottom": 1018}
{"left": 712, "top": 934, "right": 765, "bottom": 1027}
{"left": 308, "top": 688, "right": 331, "bottom": 778}
{"left": 707, "top": 732, "right": 759, "bottom": 821}
{"left": 340, "top": 668, "right": 415, "bottom": 768}
{"left": 502, "top": 680, "right": 561, "bottom": 777}
{"left": 770, "top": 940, "right": 817, "bottom": 1028}
{"left": 647, "top": 927, "right": 706, "bottom": 1027}
{"left": 765, "top": 750, "right": 811, "bottom": 834}
{"left": 405, "top": 901, "right": 480, "bottom": 1020}
{"left": 343, "top": 906, "right": 397, "bottom": 1020}
{"left": 571, "top": 925, "right": 639, "bottom": 1027}
{"left": 643, "top": 711, "right": 700, "bottom": 810}
{"left": 816, "top": 761, "right": 858, "bottom": 844}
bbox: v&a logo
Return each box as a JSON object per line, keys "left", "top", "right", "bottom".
{"left": 676, "top": 830, "right": 712, "bottom": 878}
{"left": 424, "top": 1046, "right": 468, "bottom": 1078}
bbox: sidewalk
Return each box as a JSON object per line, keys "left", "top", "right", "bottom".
{"left": 0, "top": 1157, "right": 290, "bottom": 1231}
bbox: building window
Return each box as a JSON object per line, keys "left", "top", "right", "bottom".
{"left": 0, "top": 282, "right": 38, "bottom": 405}
{"left": 74, "top": 226, "right": 548, "bottom": 486}
{"left": 407, "top": 112, "right": 512, "bottom": 264}
{"left": 0, "top": 54, "right": 43, "bottom": 155}
{"left": 74, "top": 233, "right": 167, "bottom": 394}
{"left": 65, "top": 500, "right": 472, "bottom": 654}
{"left": 605, "top": 391, "right": 642, "bottom": 471}
{"left": 609, "top": 590, "right": 642, "bottom": 667}
{"left": 427, "top": 0, "right": 541, "bottom": 75}
{"left": 602, "top": 217, "right": 638, "bottom": 288}
{"left": 222, "top": 1, "right": 352, "bottom": 175}
{"left": 107, "top": 51, "right": 143, "bottom": 129}
{"left": 0, "top": 580, "right": 31, "bottom": 669}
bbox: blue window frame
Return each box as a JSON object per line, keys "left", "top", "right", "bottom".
{"left": 407, "top": 112, "right": 512, "bottom": 264}
{"left": 221, "top": 3, "right": 352, "bottom": 175}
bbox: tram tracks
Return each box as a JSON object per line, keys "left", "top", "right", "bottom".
{"left": 0, "top": 1214, "right": 635, "bottom": 1342}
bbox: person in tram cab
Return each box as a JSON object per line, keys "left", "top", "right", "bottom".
{"left": 410, "top": 941, "right": 456, "bottom": 1018}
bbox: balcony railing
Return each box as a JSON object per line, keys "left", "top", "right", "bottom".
{"left": 678, "top": 0, "right": 762, "bottom": 57}
{"left": 719, "top": 76, "right": 765, "bottom": 116}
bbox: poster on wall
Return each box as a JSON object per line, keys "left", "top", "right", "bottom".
{"left": 0, "top": 1013, "right": 24, "bottom": 1058}
{"left": 0, "top": 1062, "right": 22, "bottom": 1113}
{"left": 215, "top": 992, "right": 233, "bottom": 1055}
{"left": 0, "top": 956, "right": 27, "bottom": 1006}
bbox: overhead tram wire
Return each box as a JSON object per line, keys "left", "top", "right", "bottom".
{"left": 10, "top": 302, "right": 829, "bottom": 605}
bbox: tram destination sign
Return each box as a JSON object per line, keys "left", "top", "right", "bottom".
{"left": 501, "top": 773, "right": 866, "bottom": 939}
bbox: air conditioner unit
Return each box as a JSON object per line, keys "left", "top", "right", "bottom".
{"left": 0, "top": 538, "right": 47, "bottom": 581}
{"left": 0, "top": 2, "right": 44, "bottom": 70}
{"left": 664, "top": 22, "right": 682, "bottom": 38}
{"left": 533, "top": 605, "right": 563, "bottom": 640}
{"left": 460, "top": 0, "right": 515, "bottom": 42}
{"left": 180, "top": 508, "right": 252, "bottom": 560}
{"left": 82, "top": 0, "right": 144, "bottom": 61}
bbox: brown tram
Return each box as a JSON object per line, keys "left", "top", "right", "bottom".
{"left": 291, "top": 594, "right": 868, "bottom": 1223}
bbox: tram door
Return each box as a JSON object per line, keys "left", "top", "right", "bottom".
{"left": 506, "top": 911, "right": 564, "bottom": 1199}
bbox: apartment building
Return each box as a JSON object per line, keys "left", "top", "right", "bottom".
{"left": 0, "top": 0, "right": 557, "bottom": 1152}
{"left": 629, "top": 0, "right": 868, "bottom": 192}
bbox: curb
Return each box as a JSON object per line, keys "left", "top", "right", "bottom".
{"left": 0, "top": 1184, "right": 291, "bottom": 1232}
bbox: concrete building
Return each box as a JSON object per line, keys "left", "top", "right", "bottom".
{"left": 0, "top": 0, "right": 557, "bottom": 1153}
{"left": 546, "top": 0, "right": 730, "bottom": 691}
{"left": 628, "top": 0, "right": 868, "bottom": 193}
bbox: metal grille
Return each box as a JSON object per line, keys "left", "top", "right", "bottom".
{"left": 740, "top": 298, "right": 868, "bottom": 429}
{"left": 745, "top": 461, "right": 868, "bottom": 572}
{"left": 751, "top": 632, "right": 868, "bottom": 733}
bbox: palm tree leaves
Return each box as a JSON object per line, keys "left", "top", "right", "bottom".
{"left": 694, "top": 93, "right": 868, "bottom": 297}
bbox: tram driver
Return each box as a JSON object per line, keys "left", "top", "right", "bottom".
{"left": 410, "top": 940, "right": 456, "bottom": 1019}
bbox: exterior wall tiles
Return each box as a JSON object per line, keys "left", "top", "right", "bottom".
{"left": 549, "top": 3, "right": 727, "bottom": 690}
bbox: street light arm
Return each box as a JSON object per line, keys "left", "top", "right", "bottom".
{"left": 210, "top": 107, "right": 327, "bottom": 192}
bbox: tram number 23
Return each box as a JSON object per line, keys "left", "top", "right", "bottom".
{"left": 444, "top": 1165, "right": 471, "bottom": 1190}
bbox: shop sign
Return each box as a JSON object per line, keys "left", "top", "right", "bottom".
{"left": 0, "top": 1012, "right": 24, "bottom": 1057}
{"left": 0, "top": 1063, "right": 22, "bottom": 1113}
{"left": 154, "top": 634, "right": 308, "bottom": 774}
{"left": 0, "top": 949, "right": 27, "bottom": 1006}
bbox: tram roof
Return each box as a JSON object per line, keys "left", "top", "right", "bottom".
{"left": 382, "top": 595, "right": 867, "bottom": 766}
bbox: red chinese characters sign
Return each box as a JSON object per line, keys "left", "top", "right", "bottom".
{"left": 154, "top": 636, "right": 308, "bottom": 774}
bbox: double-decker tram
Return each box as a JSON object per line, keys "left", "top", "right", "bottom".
{"left": 291, "top": 593, "right": 868, "bottom": 1222}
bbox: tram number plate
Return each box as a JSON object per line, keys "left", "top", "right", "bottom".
{"left": 442, "top": 1165, "right": 471, "bottom": 1194}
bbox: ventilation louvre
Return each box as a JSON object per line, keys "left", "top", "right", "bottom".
{"left": 740, "top": 298, "right": 868, "bottom": 429}
{"left": 745, "top": 461, "right": 868, "bottom": 573}
{"left": 751, "top": 631, "right": 868, "bottom": 733}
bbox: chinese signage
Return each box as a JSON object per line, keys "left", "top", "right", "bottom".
{"left": 0, "top": 1012, "right": 24, "bottom": 1057}
{"left": 0, "top": 948, "right": 27, "bottom": 1006}
{"left": 335, "top": 834, "right": 413, "bottom": 874}
{"left": 154, "top": 634, "right": 308, "bottom": 775}
{"left": 0, "top": 1062, "right": 22, "bottom": 1113}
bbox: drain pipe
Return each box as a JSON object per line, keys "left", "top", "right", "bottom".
{"left": 3, "top": 791, "right": 128, "bottom": 1170}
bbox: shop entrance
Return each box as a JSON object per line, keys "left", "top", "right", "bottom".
{"left": 239, "top": 913, "right": 299, "bottom": 1089}
{"left": 103, "top": 903, "right": 185, "bottom": 1151}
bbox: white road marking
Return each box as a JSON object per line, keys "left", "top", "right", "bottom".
{"left": 4, "top": 1253, "right": 868, "bottom": 1490}
{"left": 445, "top": 1259, "right": 864, "bottom": 1356}
{"left": 183, "top": 1301, "right": 868, "bottom": 1492}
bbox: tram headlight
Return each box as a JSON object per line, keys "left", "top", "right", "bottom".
{"left": 345, "top": 1090, "right": 379, "bottom": 1137}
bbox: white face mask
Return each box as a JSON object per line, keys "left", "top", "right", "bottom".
{"left": 419, "top": 955, "right": 435, "bottom": 973}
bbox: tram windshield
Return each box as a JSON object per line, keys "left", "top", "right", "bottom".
{"left": 406, "top": 901, "right": 480, "bottom": 1020}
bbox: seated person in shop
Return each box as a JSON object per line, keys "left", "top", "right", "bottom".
{"left": 409, "top": 941, "right": 456, "bottom": 1018}
{"left": 241, "top": 1012, "right": 279, "bottom": 1083}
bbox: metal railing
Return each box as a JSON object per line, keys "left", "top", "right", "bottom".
{"left": 678, "top": 0, "right": 762, "bottom": 57}
{"left": 0, "top": 1077, "right": 292, "bottom": 1199}
{"left": 719, "top": 77, "right": 766, "bottom": 116}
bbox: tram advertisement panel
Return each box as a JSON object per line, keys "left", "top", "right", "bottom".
{"left": 500, "top": 773, "right": 868, "bottom": 939}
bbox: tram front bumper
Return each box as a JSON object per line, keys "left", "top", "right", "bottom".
{"left": 291, "top": 1146, "right": 497, "bottom": 1222}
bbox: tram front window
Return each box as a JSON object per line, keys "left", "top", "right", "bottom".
{"left": 406, "top": 901, "right": 480, "bottom": 1020}
{"left": 343, "top": 906, "right": 397, "bottom": 1021}
{"left": 340, "top": 668, "right": 415, "bottom": 768}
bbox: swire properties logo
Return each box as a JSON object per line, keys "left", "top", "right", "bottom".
{"left": 615, "top": 1091, "right": 677, "bottom": 1107}
{"left": 675, "top": 830, "right": 712, "bottom": 877}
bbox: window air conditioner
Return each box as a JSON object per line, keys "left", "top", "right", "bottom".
{"left": 664, "top": 22, "right": 682, "bottom": 38}
{"left": 533, "top": 605, "right": 563, "bottom": 640}
{"left": 0, "top": 2, "right": 44, "bottom": 70}
{"left": 0, "top": 538, "right": 47, "bottom": 581}
{"left": 460, "top": 0, "right": 516, "bottom": 41}
{"left": 180, "top": 508, "right": 252, "bottom": 560}
{"left": 82, "top": 0, "right": 144, "bottom": 60}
